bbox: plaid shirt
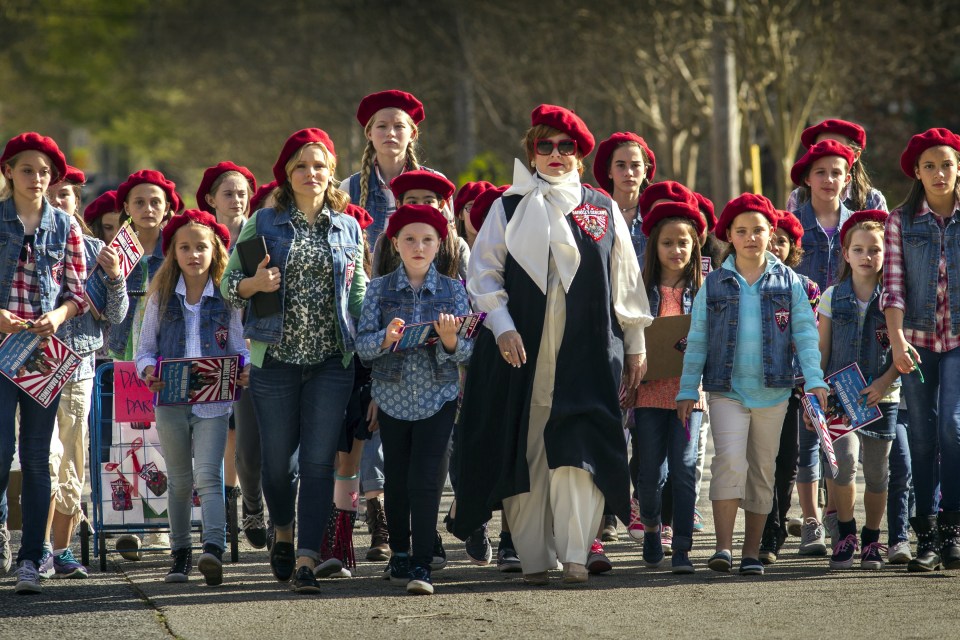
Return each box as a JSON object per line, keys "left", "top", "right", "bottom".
{"left": 880, "top": 200, "right": 960, "bottom": 353}
{"left": 8, "top": 218, "right": 88, "bottom": 322}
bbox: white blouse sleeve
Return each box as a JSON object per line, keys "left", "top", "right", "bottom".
{"left": 466, "top": 199, "right": 515, "bottom": 340}
{"left": 609, "top": 201, "right": 653, "bottom": 354}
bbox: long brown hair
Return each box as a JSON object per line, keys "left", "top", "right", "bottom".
{"left": 642, "top": 217, "right": 703, "bottom": 292}
{"left": 145, "top": 222, "right": 229, "bottom": 310}
{"left": 374, "top": 223, "right": 460, "bottom": 279}
{"left": 897, "top": 146, "right": 960, "bottom": 217}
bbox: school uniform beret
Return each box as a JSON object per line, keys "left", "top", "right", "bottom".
{"left": 899, "top": 128, "right": 960, "bottom": 179}
{"left": 531, "top": 104, "right": 595, "bottom": 157}
{"left": 790, "top": 140, "right": 856, "bottom": 186}
{"left": 83, "top": 190, "right": 118, "bottom": 225}
{"left": 250, "top": 180, "right": 277, "bottom": 214}
{"left": 386, "top": 203, "right": 449, "bottom": 241}
{"left": 641, "top": 200, "right": 706, "bottom": 238}
{"left": 714, "top": 193, "right": 778, "bottom": 243}
{"left": 839, "top": 209, "right": 888, "bottom": 246}
{"left": 774, "top": 209, "right": 804, "bottom": 248}
{"left": 161, "top": 208, "right": 231, "bottom": 255}
{"left": 470, "top": 185, "right": 510, "bottom": 233}
{"left": 638, "top": 180, "right": 698, "bottom": 218}
{"left": 116, "top": 169, "right": 178, "bottom": 210}
{"left": 452, "top": 181, "right": 494, "bottom": 215}
{"left": 1, "top": 132, "right": 67, "bottom": 181}
{"left": 389, "top": 169, "right": 456, "bottom": 202}
{"left": 273, "top": 128, "right": 337, "bottom": 185}
{"left": 800, "top": 119, "right": 867, "bottom": 150}
{"left": 344, "top": 203, "right": 374, "bottom": 230}
{"left": 693, "top": 192, "right": 716, "bottom": 231}
{"left": 62, "top": 165, "right": 86, "bottom": 185}
{"left": 592, "top": 132, "right": 656, "bottom": 192}
{"left": 356, "top": 90, "right": 425, "bottom": 127}
{"left": 196, "top": 162, "right": 257, "bottom": 213}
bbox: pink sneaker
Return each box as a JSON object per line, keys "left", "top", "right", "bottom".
{"left": 628, "top": 498, "right": 645, "bottom": 541}
{"left": 586, "top": 539, "right": 613, "bottom": 574}
{"left": 662, "top": 525, "right": 674, "bottom": 556}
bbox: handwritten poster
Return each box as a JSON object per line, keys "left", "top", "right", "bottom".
{"left": 113, "top": 361, "right": 155, "bottom": 423}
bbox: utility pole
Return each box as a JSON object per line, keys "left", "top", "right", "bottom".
{"left": 710, "top": 0, "right": 740, "bottom": 204}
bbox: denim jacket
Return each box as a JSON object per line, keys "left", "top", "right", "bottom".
{"left": 109, "top": 240, "right": 165, "bottom": 354}
{"left": 900, "top": 202, "right": 960, "bottom": 334}
{"left": 242, "top": 206, "right": 362, "bottom": 352}
{"left": 825, "top": 278, "right": 895, "bottom": 383}
{"left": 0, "top": 198, "right": 72, "bottom": 315}
{"left": 57, "top": 236, "right": 128, "bottom": 355}
{"left": 648, "top": 282, "right": 694, "bottom": 317}
{"left": 158, "top": 288, "right": 232, "bottom": 359}
{"left": 794, "top": 200, "right": 853, "bottom": 292}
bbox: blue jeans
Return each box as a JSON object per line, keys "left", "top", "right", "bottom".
{"left": 902, "top": 345, "right": 960, "bottom": 515}
{"left": 887, "top": 404, "right": 914, "bottom": 545}
{"left": 634, "top": 407, "right": 703, "bottom": 552}
{"left": 0, "top": 377, "right": 59, "bottom": 565}
{"left": 153, "top": 406, "right": 229, "bottom": 551}
{"left": 360, "top": 430, "right": 386, "bottom": 493}
{"left": 796, "top": 412, "right": 821, "bottom": 483}
{"left": 250, "top": 354, "right": 353, "bottom": 559}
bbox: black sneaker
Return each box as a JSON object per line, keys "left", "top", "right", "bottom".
{"left": 406, "top": 564, "right": 434, "bottom": 595}
{"left": 292, "top": 565, "right": 321, "bottom": 594}
{"left": 270, "top": 541, "right": 295, "bottom": 582}
{"left": 465, "top": 524, "right": 493, "bottom": 565}
{"left": 241, "top": 502, "right": 268, "bottom": 549}
{"left": 829, "top": 534, "right": 859, "bottom": 570}
{"left": 759, "top": 526, "right": 780, "bottom": 565}
{"left": 384, "top": 554, "right": 411, "bottom": 585}
{"left": 197, "top": 543, "right": 224, "bottom": 586}
{"left": 497, "top": 545, "right": 522, "bottom": 573}
{"left": 265, "top": 519, "right": 275, "bottom": 552}
{"left": 165, "top": 548, "right": 193, "bottom": 583}
{"left": 430, "top": 531, "right": 447, "bottom": 571}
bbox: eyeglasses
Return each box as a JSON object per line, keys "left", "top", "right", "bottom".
{"left": 535, "top": 139, "right": 577, "bottom": 156}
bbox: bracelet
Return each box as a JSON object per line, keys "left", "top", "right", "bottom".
{"left": 105, "top": 273, "right": 124, "bottom": 285}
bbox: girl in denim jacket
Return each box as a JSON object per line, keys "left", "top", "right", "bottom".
{"left": 677, "top": 194, "right": 828, "bottom": 576}
{"left": 356, "top": 204, "right": 474, "bottom": 596}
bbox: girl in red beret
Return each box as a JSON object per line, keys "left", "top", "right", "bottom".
{"left": 136, "top": 210, "right": 249, "bottom": 586}
{"left": 39, "top": 167, "right": 128, "bottom": 580}
{"left": 881, "top": 128, "right": 960, "bottom": 572}
{"left": 454, "top": 104, "right": 652, "bottom": 585}
{"left": 454, "top": 181, "right": 494, "bottom": 248}
{"left": 817, "top": 211, "right": 898, "bottom": 570}
{"left": 84, "top": 190, "right": 122, "bottom": 244}
{"left": 594, "top": 132, "right": 656, "bottom": 264}
{"left": 677, "top": 194, "right": 828, "bottom": 576}
{"left": 356, "top": 205, "right": 475, "bottom": 595}
{"left": 787, "top": 118, "right": 888, "bottom": 213}
{"left": 0, "top": 133, "right": 89, "bottom": 594}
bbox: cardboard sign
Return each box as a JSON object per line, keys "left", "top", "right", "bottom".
{"left": 113, "top": 361, "right": 155, "bottom": 423}
{"left": 641, "top": 315, "right": 692, "bottom": 381}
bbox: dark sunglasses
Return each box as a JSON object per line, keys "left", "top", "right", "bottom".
{"left": 535, "top": 139, "right": 577, "bottom": 156}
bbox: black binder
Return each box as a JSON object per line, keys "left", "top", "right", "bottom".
{"left": 235, "top": 236, "right": 281, "bottom": 317}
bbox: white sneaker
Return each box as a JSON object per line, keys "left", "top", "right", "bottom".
{"left": 0, "top": 526, "right": 11, "bottom": 574}
{"left": 823, "top": 512, "right": 839, "bottom": 548}
{"left": 143, "top": 532, "right": 170, "bottom": 553}
{"left": 798, "top": 518, "right": 827, "bottom": 556}
{"left": 887, "top": 540, "right": 913, "bottom": 564}
{"left": 14, "top": 560, "right": 42, "bottom": 595}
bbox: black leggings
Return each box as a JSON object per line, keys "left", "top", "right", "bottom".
{"left": 765, "top": 394, "right": 801, "bottom": 532}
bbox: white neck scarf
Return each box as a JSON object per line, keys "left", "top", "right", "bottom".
{"left": 503, "top": 159, "right": 582, "bottom": 294}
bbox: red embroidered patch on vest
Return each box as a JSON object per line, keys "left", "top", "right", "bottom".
{"left": 50, "top": 260, "right": 64, "bottom": 286}
{"left": 215, "top": 326, "right": 228, "bottom": 350}
{"left": 876, "top": 325, "right": 890, "bottom": 350}
{"left": 571, "top": 204, "right": 608, "bottom": 241}
{"left": 774, "top": 307, "right": 790, "bottom": 332}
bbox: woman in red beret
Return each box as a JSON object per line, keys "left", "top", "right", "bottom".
{"left": 594, "top": 132, "right": 656, "bottom": 264}
{"left": 0, "top": 133, "right": 89, "bottom": 594}
{"left": 786, "top": 118, "right": 888, "bottom": 213}
{"left": 221, "top": 128, "right": 367, "bottom": 593}
{"left": 881, "top": 128, "right": 960, "bottom": 572}
{"left": 453, "top": 104, "right": 652, "bottom": 585}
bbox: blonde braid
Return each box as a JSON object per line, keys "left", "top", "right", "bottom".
{"left": 407, "top": 144, "right": 422, "bottom": 171}
{"left": 358, "top": 141, "right": 375, "bottom": 208}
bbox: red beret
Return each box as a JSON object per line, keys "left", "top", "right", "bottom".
{"left": 1, "top": 132, "right": 67, "bottom": 181}
{"left": 390, "top": 170, "right": 455, "bottom": 202}
{"left": 344, "top": 203, "right": 374, "bottom": 230}
{"left": 61, "top": 165, "right": 86, "bottom": 186}
{"left": 196, "top": 162, "right": 257, "bottom": 213}
{"left": 83, "top": 190, "right": 118, "bottom": 225}
{"left": 453, "top": 181, "right": 494, "bottom": 215}
{"left": 250, "top": 180, "right": 277, "bottom": 213}
{"left": 638, "top": 181, "right": 697, "bottom": 218}
{"left": 839, "top": 209, "right": 888, "bottom": 246}
{"left": 774, "top": 209, "right": 804, "bottom": 248}
{"left": 592, "top": 132, "right": 656, "bottom": 192}
{"left": 356, "top": 90, "right": 425, "bottom": 127}
{"left": 790, "top": 140, "right": 856, "bottom": 186}
{"left": 800, "top": 119, "right": 867, "bottom": 150}
{"left": 715, "top": 193, "right": 778, "bottom": 242}
{"left": 385, "top": 204, "right": 448, "bottom": 241}
{"left": 641, "top": 201, "right": 706, "bottom": 238}
{"left": 900, "top": 128, "right": 960, "bottom": 179}
{"left": 116, "top": 169, "right": 178, "bottom": 211}
{"left": 470, "top": 185, "right": 509, "bottom": 232}
{"left": 530, "top": 104, "right": 595, "bottom": 156}
{"left": 693, "top": 192, "right": 716, "bottom": 231}
{"left": 273, "top": 128, "right": 336, "bottom": 185}
{"left": 161, "top": 209, "right": 231, "bottom": 255}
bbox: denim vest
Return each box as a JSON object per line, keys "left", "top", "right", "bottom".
{"left": 346, "top": 165, "right": 441, "bottom": 242}
{"left": 825, "top": 278, "right": 894, "bottom": 381}
{"left": 795, "top": 200, "right": 852, "bottom": 292}
{"left": 242, "top": 206, "right": 361, "bottom": 351}
{"left": 0, "top": 198, "right": 72, "bottom": 316}
{"left": 701, "top": 261, "right": 798, "bottom": 391}
{"left": 109, "top": 240, "right": 165, "bottom": 353}
{"left": 56, "top": 236, "right": 107, "bottom": 354}
{"left": 647, "top": 283, "right": 694, "bottom": 317}
{"left": 370, "top": 265, "right": 460, "bottom": 384}
{"left": 157, "top": 288, "right": 232, "bottom": 359}
{"left": 630, "top": 215, "right": 647, "bottom": 266}
{"left": 898, "top": 203, "right": 960, "bottom": 334}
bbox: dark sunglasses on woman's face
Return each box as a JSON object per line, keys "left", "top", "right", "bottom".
{"left": 535, "top": 139, "right": 577, "bottom": 156}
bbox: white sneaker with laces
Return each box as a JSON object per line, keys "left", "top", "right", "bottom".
{"left": 887, "top": 540, "right": 913, "bottom": 564}
{"left": 14, "top": 560, "right": 42, "bottom": 595}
